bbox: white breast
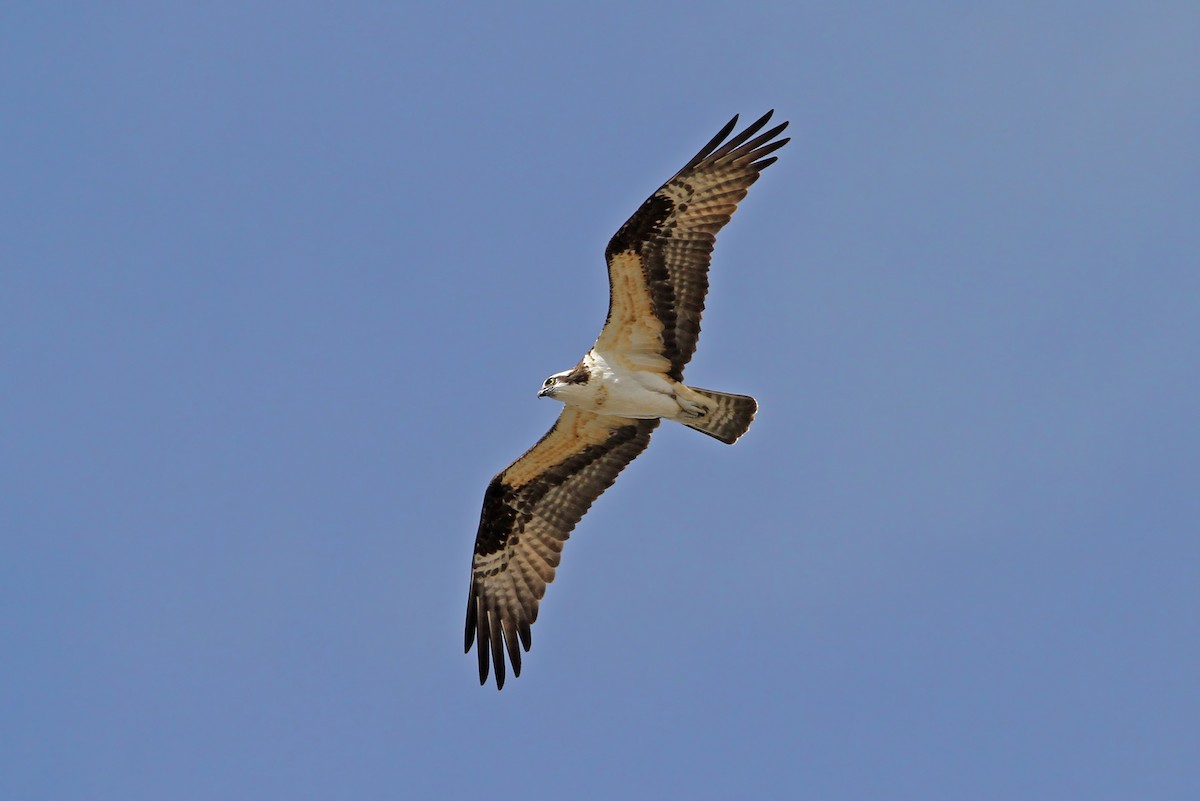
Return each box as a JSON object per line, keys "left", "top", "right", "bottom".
{"left": 573, "top": 349, "right": 680, "bottom": 419}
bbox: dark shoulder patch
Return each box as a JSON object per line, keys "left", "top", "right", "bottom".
{"left": 564, "top": 361, "right": 591, "bottom": 384}
{"left": 474, "top": 476, "right": 518, "bottom": 557}
{"left": 605, "top": 192, "right": 673, "bottom": 260}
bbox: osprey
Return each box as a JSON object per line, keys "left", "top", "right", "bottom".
{"left": 466, "top": 111, "right": 789, "bottom": 688}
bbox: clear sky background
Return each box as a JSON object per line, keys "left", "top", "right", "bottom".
{"left": 3, "top": 3, "right": 1198, "bottom": 799}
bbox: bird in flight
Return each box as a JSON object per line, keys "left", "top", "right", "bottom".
{"left": 466, "top": 111, "right": 789, "bottom": 688}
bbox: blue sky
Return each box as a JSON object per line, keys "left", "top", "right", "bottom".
{"left": 3, "top": 3, "right": 1198, "bottom": 798}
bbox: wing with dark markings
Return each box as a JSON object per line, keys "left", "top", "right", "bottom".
{"left": 466, "top": 407, "right": 658, "bottom": 689}
{"left": 598, "top": 111, "right": 789, "bottom": 380}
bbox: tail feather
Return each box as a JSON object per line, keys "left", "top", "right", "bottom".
{"left": 682, "top": 387, "right": 758, "bottom": 444}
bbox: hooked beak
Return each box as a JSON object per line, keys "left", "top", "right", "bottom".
{"left": 537, "top": 386, "right": 552, "bottom": 399}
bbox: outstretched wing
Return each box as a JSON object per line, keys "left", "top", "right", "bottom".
{"left": 466, "top": 408, "right": 659, "bottom": 689}
{"left": 597, "top": 111, "right": 789, "bottom": 380}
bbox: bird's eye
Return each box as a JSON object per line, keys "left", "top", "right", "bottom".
{"left": 544, "top": 377, "right": 554, "bottom": 387}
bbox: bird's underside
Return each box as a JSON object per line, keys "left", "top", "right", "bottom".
{"left": 466, "top": 111, "right": 788, "bottom": 688}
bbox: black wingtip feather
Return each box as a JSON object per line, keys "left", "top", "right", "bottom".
{"left": 709, "top": 111, "right": 776, "bottom": 160}
{"left": 678, "top": 114, "right": 740, "bottom": 174}
{"left": 721, "top": 123, "right": 790, "bottom": 166}
{"left": 519, "top": 619, "right": 533, "bottom": 651}
{"left": 489, "top": 611, "right": 506, "bottom": 690}
{"left": 464, "top": 583, "right": 477, "bottom": 653}
{"left": 475, "top": 603, "right": 490, "bottom": 686}
{"left": 503, "top": 617, "right": 522, "bottom": 678}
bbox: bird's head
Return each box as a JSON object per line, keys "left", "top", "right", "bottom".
{"left": 538, "top": 363, "right": 593, "bottom": 402}
{"left": 537, "top": 370, "right": 571, "bottom": 400}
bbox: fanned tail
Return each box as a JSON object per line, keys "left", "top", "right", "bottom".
{"left": 682, "top": 387, "right": 758, "bottom": 444}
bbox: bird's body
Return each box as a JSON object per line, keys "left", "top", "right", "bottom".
{"left": 466, "top": 111, "right": 789, "bottom": 688}
{"left": 544, "top": 350, "right": 694, "bottom": 420}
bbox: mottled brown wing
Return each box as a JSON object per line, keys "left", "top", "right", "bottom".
{"left": 598, "top": 111, "right": 789, "bottom": 380}
{"left": 466, "top": 407, "right": 658, "bottom": 689}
